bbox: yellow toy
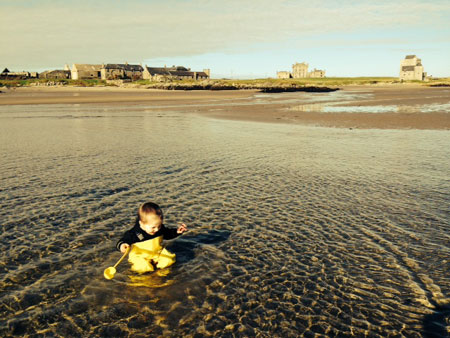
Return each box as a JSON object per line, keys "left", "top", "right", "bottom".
{"left": 103, "top": 246, "right": 131, "bottom": 280}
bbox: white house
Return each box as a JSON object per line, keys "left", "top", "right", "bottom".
{"left": 399, "top": 55, "right": 426, "bottom": 81}
{"left": 71, "top": 64, "right": 102, "bottom": 80}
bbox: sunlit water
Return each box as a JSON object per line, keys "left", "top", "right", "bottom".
{"left": 287, "top": 102, "right": 450, "bottom": 114}
{"left": 0, "top": 94, "right": 449, "bottom": 337}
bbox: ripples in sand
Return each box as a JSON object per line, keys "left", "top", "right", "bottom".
{"left": 0, "top": 100, "right": 449, "bottom": 337}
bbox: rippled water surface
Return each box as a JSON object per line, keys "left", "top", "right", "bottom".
{"left": 1, "top": 97, "right": 449, "bottom": 337}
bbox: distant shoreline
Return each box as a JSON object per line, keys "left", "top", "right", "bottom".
{"left": 0, "top": 79, "right": 340, "bottom": 93}
{"left": 0, "top": 85, "right": 449, "bottom": 130}
{"left": 1, "top": 77, "right": 450, "bottom": 91}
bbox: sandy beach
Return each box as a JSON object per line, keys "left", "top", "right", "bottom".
{"left": 1, "top": 84, "right": 449, "bottom": 129}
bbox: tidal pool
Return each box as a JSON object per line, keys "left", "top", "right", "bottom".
{"left": 0, "top": 99, "right": 449, "bottom": 337}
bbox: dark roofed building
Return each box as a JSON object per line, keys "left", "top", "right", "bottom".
{"left": 39, "top": 70, "right": 71, "bottom": 79}
{"left": 143, "top": 65, "right": 210, "bottom": 81}
{"left": 0, "top": 68, "right": 37, "bottom": 79}
{"left": 143, "top": 67, "right": 172, "bottom": 77}
{"left": 101, "top": 63, "right": 144, "bottom": 80}
{"left": 110, "top": 64, "right": 143, "bottom": 72}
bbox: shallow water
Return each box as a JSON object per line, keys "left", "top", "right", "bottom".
{"left": 286, "top": 96, "right": 450, "bottom": 114}
{"left": 0, "top": 94, "right": 449, "bottom": 337}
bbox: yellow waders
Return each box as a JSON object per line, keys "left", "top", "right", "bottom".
{"left": 128, "top": 236, "right": 176, "bottom": 273}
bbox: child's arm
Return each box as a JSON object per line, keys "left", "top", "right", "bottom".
{"left": 161, "top": 223, "right": 188, "bottom": 240}
{"left": 116, "top": 229, "right": 137, "bottom": 252}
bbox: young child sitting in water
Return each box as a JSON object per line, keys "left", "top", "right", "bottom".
{"left": 116, "top": 202, "right": 187, "bottom": 273}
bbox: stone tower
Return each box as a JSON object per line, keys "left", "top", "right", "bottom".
{"left": 292, "top": 62, "right": 309, "bottom": 78}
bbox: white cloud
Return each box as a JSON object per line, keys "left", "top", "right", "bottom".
{"left": 0, "top": 0, "right": 449, "bottom": 70}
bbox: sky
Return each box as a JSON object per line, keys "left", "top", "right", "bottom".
{"left": 1, "top": 0, "right": 449, "bottom": 78}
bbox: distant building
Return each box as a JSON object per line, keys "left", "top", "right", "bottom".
{"left": 101, "top": 63, "right": 144, "bottom": 80}
{"left": 277, "top": 71, "right": 291, "bottom": 79}
{"left": 39, "top": 70, "right": 71, "bottom": 79}
{"left": 71, "top": 64, "right": 102, "bottom": 80}
{"left": 308, "top": 68, "right": 326, "bottom": 78}
{"left": 142, "top": 66, "right": 170, "bottom": 81}
{"left": 143, "top": 65, "right": 210, "bottom": 81}
{"left": 399, "top": 55, "right": 426, "bottom": 81}
{"left": 292, "top": 62, "right": 309, "bottom": 78}
{"left": 0, "top": 68, "right": 38, "bottom": 79}
{"left": 277, "top": 62, "right": 326, "bottom": 79}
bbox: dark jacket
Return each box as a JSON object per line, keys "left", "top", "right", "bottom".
{"left": 116, "top": 223, "right": 180, "bottom": 251}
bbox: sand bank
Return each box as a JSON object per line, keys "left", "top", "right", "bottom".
{"left": 198, "top": 85, "right": 450, "bottom": 130}
{"left": 0, "top": 85, "right": 449, "bottom": 129}
{"left": 0, "top": 86, "right": 255, "bottom": 105}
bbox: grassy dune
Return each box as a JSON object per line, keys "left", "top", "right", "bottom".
{"left": 1, "top": 77, "right": 449, "bottom": 90}
{"left": 0, "top": 78, "right": 108, "bottom": 88}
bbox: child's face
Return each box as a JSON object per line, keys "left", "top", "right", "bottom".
{"left": 139, "top": 212, "right": 162, "bottom": 235}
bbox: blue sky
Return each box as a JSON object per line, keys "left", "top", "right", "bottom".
{"left": 1, "top": 0, "right": 449, "bottom": 78}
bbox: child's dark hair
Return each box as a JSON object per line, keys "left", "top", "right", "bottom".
{"left": 135, "top": 202, "right": 163, "bottom": 226}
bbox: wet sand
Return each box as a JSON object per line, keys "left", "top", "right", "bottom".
{"left": 0, "top": 84, "right": 449, "bottom": 129}
{"left": 1, "top": 92, "right": 449, "bottom": 337}
{"left": 0, "top": 86, "right": 254, "bottom": 105}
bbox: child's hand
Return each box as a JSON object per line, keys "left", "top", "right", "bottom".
{"left": 177, "top": 223, "right": 188, "bottom": 234}
{"left": 120, "top": 243, "right": 130, "bottom": 253}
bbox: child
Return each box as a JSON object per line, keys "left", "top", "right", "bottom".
{"left": 116, "top": 202, "right": 187, "bottom": 273}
